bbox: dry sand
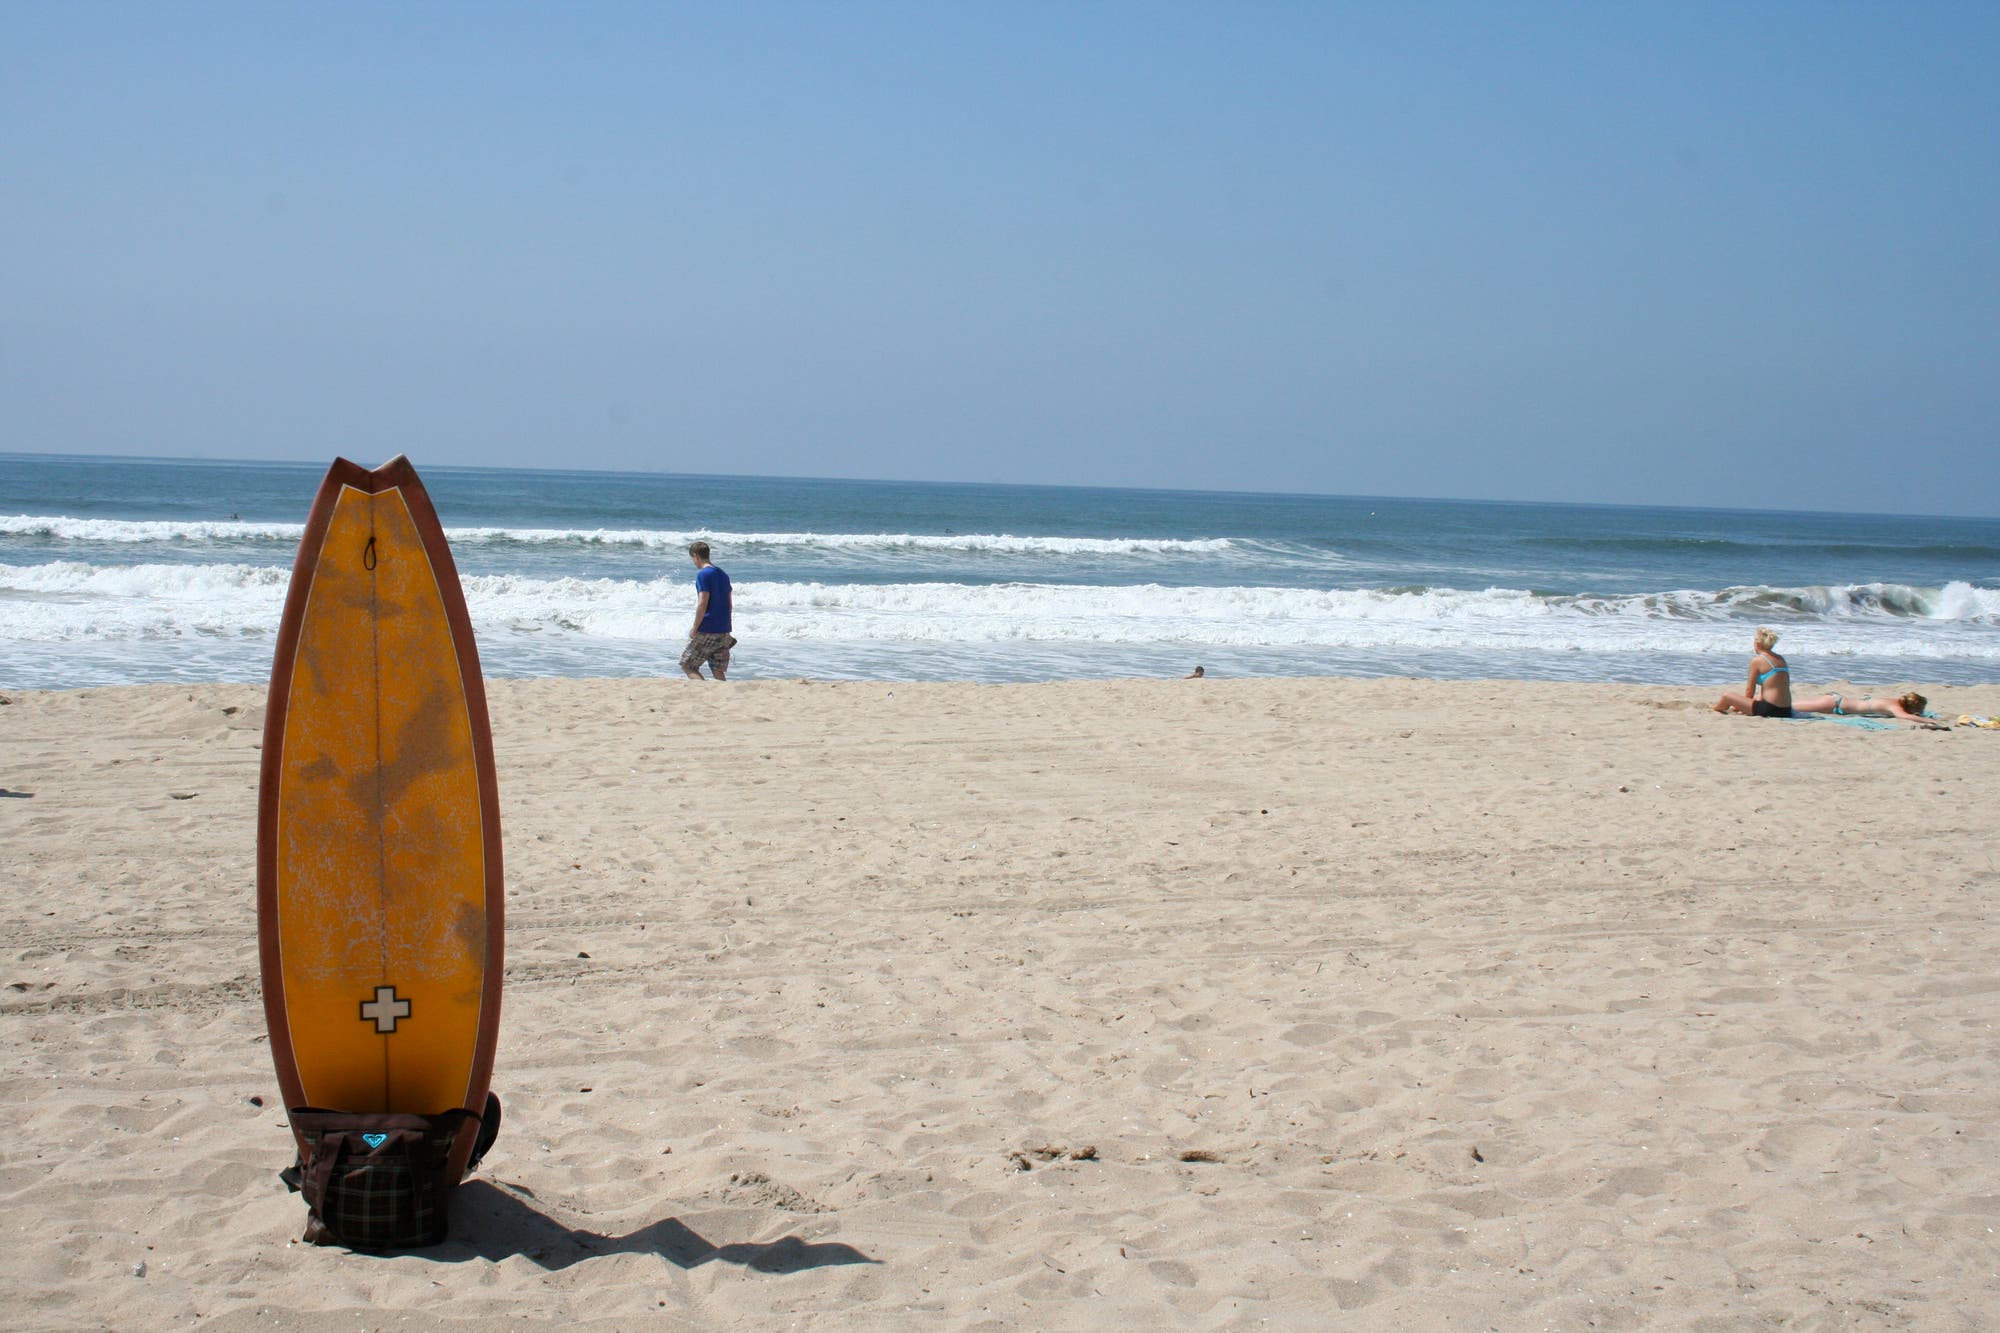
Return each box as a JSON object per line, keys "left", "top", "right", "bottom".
{"left": 3, "top": 674, "right": 1999, "bottom": 1330}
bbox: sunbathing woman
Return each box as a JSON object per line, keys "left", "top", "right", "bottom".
{"left": 1712, "top": 627, "right": 1793, "bottom": 717}
{"left": 1789, "top": 690, "right": 1949, "bottom": 727}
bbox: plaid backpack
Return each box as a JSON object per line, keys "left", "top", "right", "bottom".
{"left": 281, "top": 1105, "right": 486, "bottom": 1249}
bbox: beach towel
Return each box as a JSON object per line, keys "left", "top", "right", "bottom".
{"left": 1787, "top": 713, "right": 1901, "bottom": 732}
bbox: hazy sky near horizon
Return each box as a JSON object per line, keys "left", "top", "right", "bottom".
{"left": 5, "top": 3, "right": 1997, "bottom": 516}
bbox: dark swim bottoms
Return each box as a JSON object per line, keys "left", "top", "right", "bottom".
{"left": 1752, "top": 700, "right": 1794, "bottom": 718}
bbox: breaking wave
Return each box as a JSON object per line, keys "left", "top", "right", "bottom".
{"left": 0, "top": 514, "right": 1237, "bottom": 558}
{"left": 4, "top": 562, "right": 1993, "bottom": 658}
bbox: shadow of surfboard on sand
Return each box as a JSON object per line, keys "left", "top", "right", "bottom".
{"left": 435, "top": 1180, "right": 878, "bottom": 1273}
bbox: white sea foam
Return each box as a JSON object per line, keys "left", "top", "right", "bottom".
{"left": 1931, "top": 580, "right": 2000, "bottom": 618}
{"left": 0, "top": 562, "right": 290, "bottom": 642}
{"left": 714, "top": 581, "right": 2000, "bottom": 658}
{"left": 3, "top": 564, "right": 1993, "bottom": 665}
{"left": 471, "top": 528, "right": 1240, "bottom": 556}
{"left": 0, "top": 515, "right": 1236, "bottom": 557}
{"left": 0, "top": 516, "right": 306, "bottom": 543}
{"left": 1799, "top": 580, "right": 2000, "bottom": 619}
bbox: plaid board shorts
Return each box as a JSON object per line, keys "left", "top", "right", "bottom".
{"left": 681, "top": 631, "right": 735, "bottom": 672}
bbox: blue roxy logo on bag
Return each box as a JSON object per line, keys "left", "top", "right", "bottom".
{"left": 362, "top": 1133, "right": 389, "bottom": 1148}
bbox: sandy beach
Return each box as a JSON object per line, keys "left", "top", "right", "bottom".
{"left": 4, "top": 673, "right": 1999, "bottom": 1330}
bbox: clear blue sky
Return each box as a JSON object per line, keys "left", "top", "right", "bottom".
{"left": 5, "top": 2, "right": 1997, "bottom": 515}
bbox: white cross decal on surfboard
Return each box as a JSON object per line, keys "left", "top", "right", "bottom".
{"left": 360, "top": 985, "right": 412, "bottom": 1034}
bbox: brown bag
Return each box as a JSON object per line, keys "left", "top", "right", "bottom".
{"left": 283, "top": 1107, "right": 475, "bottom": 1249}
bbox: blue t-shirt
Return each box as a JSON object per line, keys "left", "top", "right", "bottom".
{"left": 695, "top": 564, "right": 732, "bottom": 633}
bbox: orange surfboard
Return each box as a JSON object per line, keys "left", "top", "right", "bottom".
{"left": 257, "top": 456, "right": 503, "bottom": 1182}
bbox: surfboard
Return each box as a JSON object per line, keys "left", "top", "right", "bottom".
{"left": 257, "top": 456, "right": 503, "bottom": 1183}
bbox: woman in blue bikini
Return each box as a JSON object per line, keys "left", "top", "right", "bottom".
{"left": 1790, "top": 690, "right": 1946, "bottom": 727}
{"left": 1712, "top": 627, "right": 1793, "bottom": 717}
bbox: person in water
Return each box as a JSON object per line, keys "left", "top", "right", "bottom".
{"left": 680, "top": 541, "right": 734, "bottom": 681}
{"left": 1712, "top": 627, "right": 1792, "bottom": 717}
{"left": 1789, "top": 690, "right": 1948, "bottom": 727}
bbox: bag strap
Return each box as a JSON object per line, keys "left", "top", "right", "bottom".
{"left": 278, "top": 1104, "right": 483, "bottom": 1194}
{"left": 303, "top": 1132, "right": 348, "bottom": 1204}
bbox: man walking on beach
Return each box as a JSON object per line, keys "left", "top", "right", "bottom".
{"left": 681, "top": 541, "right": 734, "bottom": 680}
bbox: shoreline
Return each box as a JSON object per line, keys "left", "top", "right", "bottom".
{"left": 8, "top": 664, "right": 1999, "bottom": 698}
{"left": 5, "top": 675, "right": 1998, "bottom": 1327}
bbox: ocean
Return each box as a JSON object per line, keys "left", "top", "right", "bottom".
{"left": 3, "top": 452, "right": 1996, "bottom": 692}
